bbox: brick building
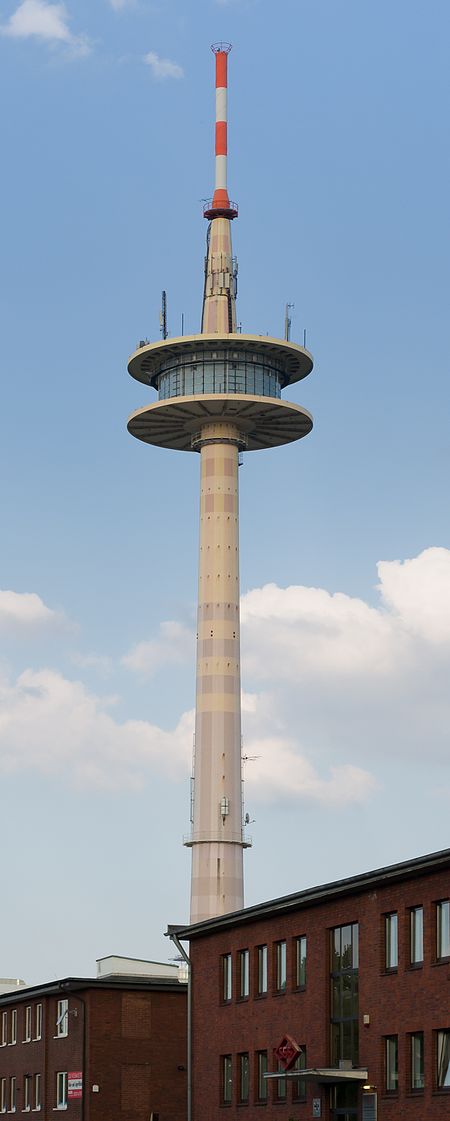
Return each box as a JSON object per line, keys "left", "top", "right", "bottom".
{"left": 0, "top": 957, "right": 187, "bottom": 1121}
{"left": 171, "top": 847, "right": 450, "bottom": 1121}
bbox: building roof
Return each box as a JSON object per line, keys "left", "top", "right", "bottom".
{"left": 168, "top": 846, "right": 450, "bottom": 941}
{"left": 0, "top": 975, "right": 186, "bottom": 1007}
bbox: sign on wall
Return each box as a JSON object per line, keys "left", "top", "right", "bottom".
{"left": 68, "top": 1072, "right": 83, "bottom": 1100}
{"left": 312, "top": 1099, "right": 321, "bottom": 1118}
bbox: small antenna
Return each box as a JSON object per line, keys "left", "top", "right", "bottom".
{"left": 181, "top": 312, "right": 184, "bottom": 336}
{"left": 303, "top": 328, "right": 307, "bottom": 347}
{"left": 160, "top": 290, "right": 168, "bottom": 339}
{"left": 284, "top": 302, "right": 294, "bottom": 341}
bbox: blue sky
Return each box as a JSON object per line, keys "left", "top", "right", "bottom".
{"left": 1, "top": 0, "right": 449, "bottom": 984}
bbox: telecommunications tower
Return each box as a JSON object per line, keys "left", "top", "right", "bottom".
{"left": 127, "top": 45, "right": 313, "bottom": 924}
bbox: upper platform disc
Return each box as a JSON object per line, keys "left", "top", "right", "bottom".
{"left": 127, "top": 394, "right": 313, "bottom": 452}
{"left": 128, "top": 333, "right": 313, "bottom": 389}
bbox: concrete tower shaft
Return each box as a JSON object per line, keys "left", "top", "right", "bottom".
{"left": 127, "top": 46, "right": 313, "bottom": 925}
{"left": 189, "top": 421, "right": 247, "bottom": 919}
{"left": 201, "top": 218, "right": 237, "bottom": 334}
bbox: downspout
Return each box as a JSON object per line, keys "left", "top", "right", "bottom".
{"left": 167, "top": 934, "right": 191, "bottom": 1121}
{"left": 60, "top": 986, "right": 86, "bottom": 1121}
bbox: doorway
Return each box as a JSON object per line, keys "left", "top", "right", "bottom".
{"left": 330, "top": 1082, "right": 359, "bottom": 1119}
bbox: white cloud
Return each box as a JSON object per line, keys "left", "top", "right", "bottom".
{"left": 240, "top": 546, "right": 450, "bottom": 772}
{"left": 2, "top": 545, "right": 449, "bottom": 805}
{"left": 108, "top": 0, "right": 133, "bottom": 8}
{"left": 378, "top": 547, "right": 450, "bottom": 643}
{"left": 0, "top": 589, "right": 64, "bottom": 630}
{"left": 0, "top": 667, "right": 192, "bottom": 789}
{"left": 244, "top": 735, "right": 377, "bottom": 806}
{"left": 122, "top": 621, "right": 193, "bottom": 677}
{"left": 144, "top": 50, "right": 183, "bottom": 80}
{"left": 0, "top": 661, "right": 375, "bottom": 805}
{"left": 0, "top": 0, "right": 90, "bottom": 55}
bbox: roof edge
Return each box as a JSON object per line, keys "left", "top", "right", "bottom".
{"left": 168, "top": 846, "right": 450, "bottom": 941}
{"left": 0, "top": 976, "right": 187, "bottom": 1006}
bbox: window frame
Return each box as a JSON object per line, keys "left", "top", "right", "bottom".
{"left": 385, "top": 912, "right": 398, "bottom": 970}
{"left": 24, "top": 1006, "right": 32, "bottom": 1043}
{"left": 330, "top": 923, "right": 359, "bottom": 1068}
{"left": 9, "top": 1077, "right": 16, "bottom": 1114}
{"left": 256, "top": 944, "right": 268, "bottom": 996}
{"left": 0, "top": 1078, "right": 6, "bottom": 1114}
{"left": 221, "top": 1055, "right": 232, "bottom": 1105}
{"left": 275, "top": 940, "right": 287, "bottom": 993}
{"left": 295, "top": 935, "right": 307, "bottom": 989}
{"left": 0, "top": 1013, "right": 6, "bottom": 1048}
{"left": 238, "top": 1052, "right": 249, "bottom": 1104}
{"left": 437, "top": 901, "right": 450, "bottom": 961}
{"left": 221, "top": 954, "right": 232, "bottom": 1003}
{"left": 56, "top": 999, "right": 68, "bottom": 1039}
{"left": 238, "top": 949, "right": 250, "bottom": 1000}
{"left": 23, "top": 1075, "right": 31, "bottom": 1113}
{"left": 410, "top": 907, "right": 424, "bottom": 966}
{"left": 56, "top": 1072, "right": 68, "bottom": 1111}
{"left": 410, "top": 1031, "right": 424, "bottom": 1090}
{"left": 385, "top": 1035, "right": 398, "bottom": 1092}
{"left": 256, "top": 1050, "right": 268, "bottom": 1102}
{"left": 34, "top": 1074, "right": 41, "bottom": 1112}
{"left": 34, "top": 1003, "right": 42, "bottom": 1042}
{"left": 9, "top": 1010, "right": 17, "bottom": 1046}
{"left": 436, "top": 1029, "right": 450, "bottom": 1089}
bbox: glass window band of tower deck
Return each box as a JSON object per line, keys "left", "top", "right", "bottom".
{"left": 158, "top": 350, "right": 285, "bottom": 401}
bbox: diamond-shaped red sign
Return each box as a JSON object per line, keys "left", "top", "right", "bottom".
{"left": 274, "top": 1034, "right": 303, "bottom": 1071}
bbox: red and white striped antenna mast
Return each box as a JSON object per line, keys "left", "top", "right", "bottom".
{"left": 203, "top": 43, "right": 238, "bottom": 221}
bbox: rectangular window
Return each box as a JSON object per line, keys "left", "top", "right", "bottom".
{"left": 238, "top": 949, "right": 249, "bottom": 999}
{"left": 221, "top": 1056, "right": 232, "bottom": 1104}
{"left": 24, "top": 1006, "right": 32, "bottom": 1043}
{"left": 385, "top": 1035, "right": 398, "bottom": 1091}
{"left": 275, "top": 1061, "right": 287, "bottom": 1101}
{"left": 34, "top": 1004, "right": 42, "bottom": 1041}
{"left": 256, "top": 1051, "right": 268, "bottom": 1101}
{"left": 385, "top": 913, "right": 398, "bottom": 969}
{"left": 296, "top": 936, "right": 307, "bottom": 988}
{"left": 437, "top": 1030, "right": 450, "bottom": 1088}
{"left": 437, "top": 901, "right": 450, "bottom": 959}
{"left": 411, "top": 1032, "right": 424, "bottom": 1090}
{"left": 9, "top": 1077, "right": 16, "bottom": 1114}
{"left": 410, "top": 907, "right": 423, "bottom": 964}
{"left": 238, "top": 1053, "right": 249, "bottom": 1103}
{"left": 34, "top": 1074, "right": 41, "bottom": 1112}
{"left": 331, "top": 924, "right": 359, "bottom": 1067}
{"left": 0, "top": 1079, "right": 6, "bottom": 1114}
{"left": 56, "top": 1072, "right": 67, "bottom": 1110}
{"left": 10, "top": 1010, "right": 16, "bottom": 1046}
{"left": 257, "top": 945, "right": 268, "bottom": 995}
{"left": 23, "top": 1075, "right": 31, "bottom": 1112}
{"left": 56, "top": 999, "right": 68, "bottom": 1038}
{"left": 222, "top": 954, "right": 232, "bottom": 1002}
{"left": 1, "top": 1013, "right": 6, "bottom": 1047}
{"left": 275, "top": 941, "right": 286, "bottom": 991}
{"left": 292, "top": 1049, "right": 307, "bottom": 1102}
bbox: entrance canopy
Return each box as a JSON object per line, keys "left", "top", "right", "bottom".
{"left": 265, "top": 1068, "right": 368, "bottom": 1085}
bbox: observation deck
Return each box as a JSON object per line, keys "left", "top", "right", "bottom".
{"left": 127, "top": 332, "right": 313, "bottom": 452}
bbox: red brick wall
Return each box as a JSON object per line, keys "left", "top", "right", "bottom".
{"left": 87, "top": 988, "right": 187, "bottom": 1121}
{"left": 190, "top": 865, "right": 450, "bottom": 1120}
{"left": 0, "top": 985, "right": 187, "bottom": 1121}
